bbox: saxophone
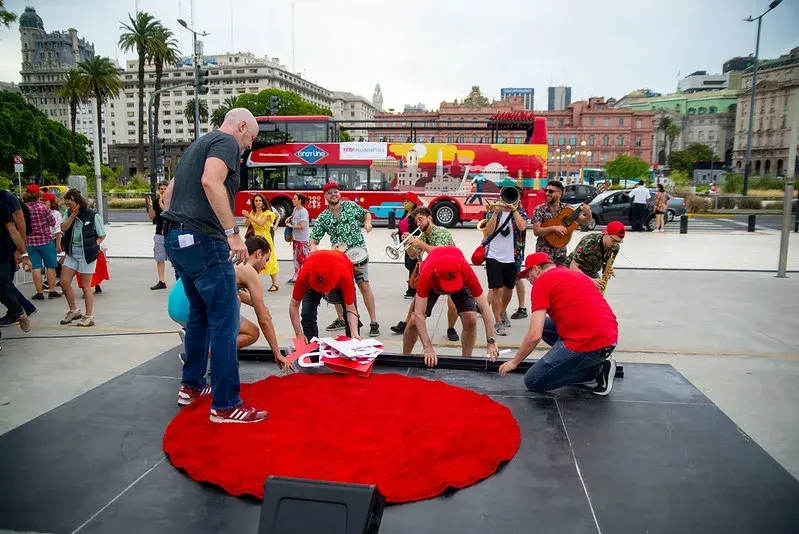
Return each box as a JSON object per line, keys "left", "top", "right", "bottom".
{"left": 599, "top": 249, "right": 617, "bottom": 294}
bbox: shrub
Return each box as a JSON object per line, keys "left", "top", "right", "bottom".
{"left": 750, "top": 175, "right": 783, "bottom": 190}
{"left": 716, "top": 197, "right": 737, "bottom": 209}
{"left": 723, "top": 173, "right": 742, "bottom": 194}
{"left": 737, "top": 197, "right": 762, "bottom": 210}
{"left": 108, "top": 198, "right": 146, "bottom": 209}
{"left": 685, "top": 196, "right": 712, "bottom": 213}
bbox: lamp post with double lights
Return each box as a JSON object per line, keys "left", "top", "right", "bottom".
{"left": 576, "top": 140, "right": 593, "bottom": 183}
{"left": 178, "top": 18, "right": 209, "bottom": 141}
{"left": 741, "top": 0, "right": 783, "bottom": 196}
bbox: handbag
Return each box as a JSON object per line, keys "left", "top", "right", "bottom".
{"left": 284, "top": 209, "right": 294, "bottom": 243}
{"left": 408, "top": 262, "right": 421, "bottom": 289}
{"left": 471, "top": 210, "right": 514, "bottom": 266}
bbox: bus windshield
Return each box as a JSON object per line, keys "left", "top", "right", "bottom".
{"left": 253, "top": 117, "right": 332, "bottom": 150}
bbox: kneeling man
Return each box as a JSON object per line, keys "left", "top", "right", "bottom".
{"left": 405, "top": 246, "right": 498, "bottom": 366}
{"left": 498, "top": 252, "right": 619, "bottom": 395}
{"left": 289, "top": 249, "right": 360, "bottom": 342}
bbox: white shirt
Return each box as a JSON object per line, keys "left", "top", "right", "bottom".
{"left": 629, "top": 185, "right": 651, "bottom": 204}
{"left": 51, "top": 209, "right": 62, "bottom": 236}
{"left": 486, "top": 212, "right": 515, "bottom": 263}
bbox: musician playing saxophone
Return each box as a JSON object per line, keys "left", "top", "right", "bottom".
{"left": 531, "top": 181, "right": 591, "bottom": 266}
{"left": 566, "top": 220, "right": 625, "bottom": 290}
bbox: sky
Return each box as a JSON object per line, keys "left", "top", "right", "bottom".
{"left": 1, "top": 0, "right": 797, "bottom": 111}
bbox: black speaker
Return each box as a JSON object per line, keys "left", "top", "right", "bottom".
{"left": 257, "top": 476, "right": 385, "bottom": 534}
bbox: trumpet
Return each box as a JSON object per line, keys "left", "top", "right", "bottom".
{"left": 385, "top": 227, "right": 422, "bottom": 260}
{"left": 477, "top": 186, "right": 522, "bottom": 237}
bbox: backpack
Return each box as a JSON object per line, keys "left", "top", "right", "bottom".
{"left": 19, "top": 201, "right": 32, "bottom": 236}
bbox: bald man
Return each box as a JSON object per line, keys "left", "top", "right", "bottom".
{"left": 161, "top": 108, "right": 269, "bottom": 424}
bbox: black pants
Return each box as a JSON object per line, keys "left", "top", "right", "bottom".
{"left": 404, "top": 253, "right": 418, "bottom": 290}
{"left": 301, "top": 288, "right": 361, "bottom": 340}
{"left": 630, "top": 203, "right": 647, "bottom": 231}
{"left": 0, "top": 259, "right": 34, "bottom": 318}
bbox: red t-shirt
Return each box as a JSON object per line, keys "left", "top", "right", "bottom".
{"left": 291, "top": 250, "right": 356, "bottom": 305}
{"left": 530, "top": 267, "right": 618, "bottom": 352}
{"left": 416, "top": 246, "right": 484, "bottom": 299}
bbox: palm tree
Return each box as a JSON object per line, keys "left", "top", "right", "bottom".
{"left": 118, "top": 11, "right": 160, "bottom": 173}
{"left": 658, "top": 116, "right": 681, "bottom": 157}
{"left": 184, "top": 98, "right": 209, "bottom": 124}
{"left": 210, "top": 96, "right": 240, "bottom": 128}
{"left": 57, "top": 69, "right": 89, "bottom": 163}
{"left": 75, "top": 56, "right": 123, "bottom": 163}
{"left": 148, "top": 26, "right": 180, "bottom": 147}
{"left": 0, "top": 1, "right": 17, "bottom": 28}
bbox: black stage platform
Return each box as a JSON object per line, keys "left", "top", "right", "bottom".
{"left": 1, "top": 349, "right": 798, "bottom": 534}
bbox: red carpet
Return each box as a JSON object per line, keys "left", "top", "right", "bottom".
{"left": 163, "top": 373, "right": 521, "bottom": 503}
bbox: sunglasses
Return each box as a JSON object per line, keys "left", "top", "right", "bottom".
{"left": 545, "top": 189, "right": 559, "bottom": 194}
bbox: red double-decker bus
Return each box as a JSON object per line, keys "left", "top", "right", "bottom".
{"left": 235, "top": 113, "right": 549, "bottom": 227}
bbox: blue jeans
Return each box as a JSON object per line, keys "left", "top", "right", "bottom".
{"left": 301, "top": 289, "right": 360, "bottom": 340}
{"left": 524, "top": 317, "right": 610, "bottom": 392}
{"left": 165, "top": 229, "right": 241, "bottom": 411}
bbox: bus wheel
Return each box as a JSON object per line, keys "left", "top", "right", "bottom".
{"left": 432, "top": 201, "right": 459, "bottom": 228}
{"left": 273, "top": 199, "right": 292, "bottom": 226}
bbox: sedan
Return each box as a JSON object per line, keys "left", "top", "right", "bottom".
{"left": 648, "top": 189, "right": 686, "bottom": 222}
{"left": 585, "top": 190, "right": 659, "bottom": 231}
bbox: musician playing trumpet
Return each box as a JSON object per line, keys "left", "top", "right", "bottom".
{"left": 566, "top": 220, "right": 625, "bottom": 291}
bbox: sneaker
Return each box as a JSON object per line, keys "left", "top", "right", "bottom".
{"left": 495, "top": 323, "right": 508, "bottom": 336}
{"left": 0, "top": 315, "right": 19, "bottom": 327}
{"left": 48, "top": 291, "right": 62, "bottom": 299}
{"left": 18, "top": 313, "right": 30, "bottom": 333}
{"left": 390, "top": 321, "right": 406, "bottom": 334}
{"left": 178, "top": 384, "right": 212, "bottom": 406}
{"left": 178, "top": 352, "right": 187, "bottom": 365}
{"left": 94, "top": 285, "right": 102, "bottom": 294}
{"left": 76, "top": 315, "right": 95, "bottom": 327}
{"left": 369, "top": 322, "right": 380, "bottom": 337}
{"left": 593, "top": 358, "right": 617, "bottom": 396}
{"left": 210, "top": 402, "right": 268, "bottom": 424}
{"left": 178, "top": 328, "right": 186, "bottom": 346}
{"left": 31, "top": 293, "right": 45, "bottom": 300}
{"left": 326, "top": 319, "right": 346, "bottom": 331}
{"left": 60, "top": 309, "right": 83, "bottom": 325}
{"left": 404, "top": 288, "right": 416, "bottom": 299}
{"left": 500, "top": 312, "right": 511, "bottom": 328}
{"left": 447, "top": 327, "right": 459, "bottom": 342}
{"left": 511, "top": 307, "right": 528, "bottom": 320}
{"left": 150, "top": 281, "right": 167, "bottom": 290}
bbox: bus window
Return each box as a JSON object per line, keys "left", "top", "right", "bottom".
{"left": 247, "top": 167, "right": 286, "bottom": 190}
{"left": 328, "top": 167, "right": 368, "bottom": 190}
{"left": 287, "top": 166, "right": 326, "bottom": 190}
{"left": 286, "top": 121, "right": 328, "bottom": 143}
{"left": 254, "top": 122, "right": 288, "bottom": 149}
{"left": 367, "top": 171, "right": 392, "bottom": 191}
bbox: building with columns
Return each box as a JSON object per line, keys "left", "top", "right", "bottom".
{"left": 330, "top": 91, "right": 379, "bottom": 141}
{"left": 17, "top": 7, "right": 113, "bottom": 162}
{"left": 732, "top": 47, "right": 799, "bottom": 177}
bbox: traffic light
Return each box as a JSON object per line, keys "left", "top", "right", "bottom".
{"left": 160, "top": 138, "right": 167, "bottom": 160}
{"left": 195, "top": 68, "right": 209, "bottom": 95}
{"left": 269, "top": 95, "right": 279, "bottom": 116}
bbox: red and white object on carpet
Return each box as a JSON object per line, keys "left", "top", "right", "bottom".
{"left": 287, "top": 336, "right": 384, "bottom": 377}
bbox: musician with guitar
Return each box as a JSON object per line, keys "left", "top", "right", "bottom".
{"left": 532, "top": 180, "right": 599, "bottom": 266}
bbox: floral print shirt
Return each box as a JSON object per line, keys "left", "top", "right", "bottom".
{"left": 531, "top": 202, "right": 568, "bottom": 265}
{"left": 565, "top": 232, "right": 619, "bottom": 276}
{"left": 420, "top": 225, "right": 455, "bottom": 247}
{"left": 310, "top": 200, "right": 367, "bottom": 249}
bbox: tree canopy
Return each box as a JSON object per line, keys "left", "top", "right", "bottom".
{"left": 0, "top": 92, "right": 92, "bottom": 183}
{"left": 603, "top": 154, "right": 650, "bottom": 181}
{"left": 667, "top": 143, "right": 719, "bottom": 173}
{"left": 233, "top": 89, "right": 333, "bottom": 119}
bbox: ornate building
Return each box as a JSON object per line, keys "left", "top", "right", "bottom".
{"left": 372, "top": 82, "right": 384, "bottom": 111}
{"left": 17, "top": 7, "right": 112, "bottom": 162}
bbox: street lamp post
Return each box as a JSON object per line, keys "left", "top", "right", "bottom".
{"left": 742, "top": 0, "right": 783, "bottom": 197}
{"left": 577, "top": 140, "right": 592, "bottom": 183}
{"left": 178, "top": 18, "right": 209, "bottom": 141}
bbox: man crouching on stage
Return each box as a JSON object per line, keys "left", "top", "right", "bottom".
{"left": 289, "top": 249, "right": 360, "bottom": 343}
{"left": 497, "top": 252, "right": 619, "bottom": 396}
{"left": 405, "top": 246, "right": 498, "bottom": 367}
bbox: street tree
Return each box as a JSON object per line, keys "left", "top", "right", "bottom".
{"left": 56, "top": 69, "right": 89, "bottom": 163}
{"left": 183, "top": 98, "right": 209, "bottom": 124}
{"left": 0, "top": 0, "right": 16, "bottom": 28}
{"left": 75, "top": 56, "right": 123, "bottom": 167}
{"left": 604, "top": 154, "right": 650, "bottom": 182}
{"left": 148, "top": 25, "right": 180, "bottom": 148}
{"left": 668, "top": 143, "right": 719, "bottom": 173}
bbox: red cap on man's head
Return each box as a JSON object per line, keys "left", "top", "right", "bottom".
{"left": 42, "top": 192, "right": 56, "bottom": 201}
{"left": 604, "top": 220, "right": 626, "bottom": 238}
{"left": 308, "top": 263, "right": 339, "bottom": 294}
{"left": 517, "top": 252, "right": 552, "bottom": 279}
{"left": 26, "top": 184, "right": 40, "bottom": 194}
{"left": 433, "top": 253, "right": 464, "bottom": 294}
{"left": 322, "top": 181, "right": 340, "bottom": 193}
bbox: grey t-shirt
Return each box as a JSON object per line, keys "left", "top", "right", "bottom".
{"left": 291, "top": 207, "right": 310, "bottom": 242}
{"left": 163, "top": 130, "right": 241, "bottom": 241}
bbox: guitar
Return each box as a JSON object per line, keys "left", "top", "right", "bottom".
{"left": 540, "top": 182, "right": 609, "bottom": 248}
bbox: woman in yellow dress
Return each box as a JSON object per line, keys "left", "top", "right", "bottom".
{"left": 242, "top": 194, "right": 280, "bottom": 291}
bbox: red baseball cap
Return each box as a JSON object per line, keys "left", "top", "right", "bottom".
{"left": 604, "top": 220, "right": 626, "bottom": 238}
{"left": 308, "top": 264, "right": 339, "bottom": 294}
{"left": 322, "top": 181, "right": 340, "bottom": 193}
{"left": 26, "top": 184, "right": 41, "bottom": 194}
{"left": 433, "top": 253, "right": 464, "bottom": 294}
{"left": 42, "top": 192, "right": 56, "bottom": 201}
{"left": 517, "top": 252, "right": 552, "bottom": 279}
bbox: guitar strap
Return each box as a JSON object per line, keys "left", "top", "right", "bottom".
{"left": 482, "top": 211, "right": 514, "bottom": 248}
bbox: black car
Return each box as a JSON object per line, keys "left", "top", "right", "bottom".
{"left": 585, "top": 190, "right": 659, "bottom": 231}
{"left": 560, "top": 184, "right": 598, "bottom": 205}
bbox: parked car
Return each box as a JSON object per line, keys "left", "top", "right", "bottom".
{"left": 648, "top": 189, "right": 686, "bottom": 221}
{"left": 586, "top": 189, "right": 659, "bottom": 231}
{"left": 561, "top": 184, "right": 598, "bottom": 205}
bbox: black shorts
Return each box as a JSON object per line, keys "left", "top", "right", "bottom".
{"left": 486, "top": 258, "right": 517, "bottom": 289}
{"left": 654, "top": 210, "right": 666, "bottom": 215}
{"left": 425, "top": 287, "right": 477, "bottom": 317}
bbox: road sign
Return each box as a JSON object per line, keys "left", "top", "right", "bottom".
{"left": 13, "top": 155, "right": 22, "bottom": 165}
{"left": 14, "top": 163, "right": 23, "bottom": 173}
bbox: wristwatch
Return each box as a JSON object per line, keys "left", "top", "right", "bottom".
{"left": 224, "top": 226, "right": 240, "bottom": 236}
{"left": 487, "top": 337, "right": 496, "bottom": 345}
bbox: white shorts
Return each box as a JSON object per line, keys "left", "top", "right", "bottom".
{"left": 63, "top": 247, "right": 97, "bottom": 275}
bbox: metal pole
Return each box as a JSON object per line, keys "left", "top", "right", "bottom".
{"left": 742, "top": 16, "right": 762, "bottom": 197}
{"left": 193, "top": 31, "right": 200, "bottom": 141}
{"left": 148, "top": 91, "right": 157, "bottom": 194}
{"left": 777, "top": 87, "right": 799, "bottom": 277}
{"left": 91, "top": 97, "right": 103, "bottom": 223}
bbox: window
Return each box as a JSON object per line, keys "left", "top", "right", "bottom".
{"left": 588, "top": 136, "right": 595, "bottom": 146}
{"left": 617, "top": 136, "right": 624, "bottom": 146}
{"left": 558, "top": 119, "right": 564, "bottom": 127}
{"left": 569, "top": 135, "right": 577, "bottom": 145}
{"left": 709, "top": 131, "right": 715, "bottom": 140}
{"left": 636, "top": 119, "right": 642, "bottom": 129}
{"left": 635, "top": 136, "right": 642, "bottom": 147}
{"left": 602, "top": 135, "right": 609, "bottom": 146}
{"left": 287, "top": 166, "right": 326, "bottom": 190}
{"left": 618, "top": 118, "right": 624, "bottom": 126}
{"left": 603, "top": 118, "right": 609, "bottom": 127}
{"left": 286, "top": 121, "right": 328, "bottom": 143}
{"left": 589, "top": 118, "right": 595, "bottom": 126}
{"left": 548, "top": 134, "right": 554, "bottom": 145}
{"left": 709, "top": 106, "right": 717, "bottom": 114}
{"left": 328, "top": 167, "right": 368, "bottom": 190}
{"left": 558, "top": 135, "right": 565, "bottom": 145}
